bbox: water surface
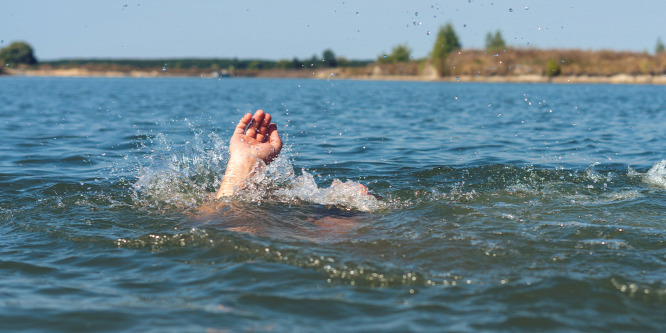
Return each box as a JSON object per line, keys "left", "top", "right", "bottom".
{"left": 1, "top": 77, "right": 665, "bottom": 332}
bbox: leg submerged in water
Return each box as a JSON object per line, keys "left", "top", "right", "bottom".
{"left": 215, "top": 110, "right": 283, "bottom": 199}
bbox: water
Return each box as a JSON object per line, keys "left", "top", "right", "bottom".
{"left": 1, "top": 76, "right": 665, "bottom": 332}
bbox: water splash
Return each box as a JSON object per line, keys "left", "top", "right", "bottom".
{"left": 642, "top": 160, "right": 666, "bottom": 189}
{"left": 132, "top": 128, "right": 384, "bottom": 212}
{"left": 133, "top": 126, "right": 227, "bottom": 210}
{"left": 273, "top": 170, "right": 383, "bottom": 212}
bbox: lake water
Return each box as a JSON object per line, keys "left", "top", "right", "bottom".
{"left": 1, "top": 76, "right": 665, "bottom": 332}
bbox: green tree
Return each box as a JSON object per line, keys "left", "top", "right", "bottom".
{"left": 430, "top": 23, "right": 461, "bottom": 76}
{"left": 0, "top": 41, "right": 38, "bottom": 67}
{"left": 291, "top": 57, "right": 303, "bottom": 69}
{"left": 377, "top": 44, "right": 411, "bottom": 64}
{"left": 276, "top": 59, "right": 291, "bottom": 69}
{"left": 656, "top": 37, "right": 665, "bottom": 54}
{"left": 308, "top": 54, "right": 318, "bottom": 68}
{"left": 336, "top": 56, "right": 350, "bottom": 67}
{"left": 248, "top": 60, "right": 261, "bottom": 70}
{"left": 322, "top": 49, "right": 337, "bottom": 67}
{"left": 545, "top": 58, "right": 561, "bottom": 77}
{"left": 485, "top": 30, "right": 506, "bottom": 52}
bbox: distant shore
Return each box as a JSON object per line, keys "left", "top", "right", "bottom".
{"left": 3, "top": 46, "right": 666, "bottom": 85}
{"left": 4, "top": 66, "right": 666, "bottom": 85}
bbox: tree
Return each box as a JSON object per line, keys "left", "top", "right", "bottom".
{"left": 336, "top": 56, "right": 350, "bottom": 67}
{"left": 430, "top": 23, "right": 461, "bottom": 76}
{"left": 0, "top": 41, "right": 38, "bottom": 67}
{"left": 322, "top": 49, "right": 337, "bottom": 67}
{"left": 377, "top": 44, "right": 411, "bottom": 64}
{"left": 276, "top": 59, "right": 291, "bottom": 69}
{"left": 656, "top": 38, "right": 665, "bottom": 54}
{"left": 291, "top": 57, "right": 303, "bottom": 69}
{"left": 485, "top": 30, "right": 506, "bottom": 52}
{"left": 545, "top": 58, "right": 561, "bottom": 77}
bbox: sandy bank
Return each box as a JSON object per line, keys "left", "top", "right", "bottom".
{"left": 4, "top": 67, "right": 666, "bottom": 85}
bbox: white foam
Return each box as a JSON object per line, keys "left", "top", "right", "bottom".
{"left": 642, "top": 160, "right": 666, "bottom": 189}
{"left": 273, "top": 170, "right": 383, "bottom": 212}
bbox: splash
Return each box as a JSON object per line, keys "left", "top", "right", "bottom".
{"left": 132, "top": 127, "right": 383, "bottom": 212}
{"left": 133, "top": 126, "right": 227, "bottom": 210}
{"left": 642, "top": 160, "right": 666, "bottom": 189}
{"left": 272, "top": 170, "right": 383, "bottom": 212}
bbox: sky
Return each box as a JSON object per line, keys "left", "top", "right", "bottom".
{"left": 2, "top": 0, "right": 665, "bottom": 61}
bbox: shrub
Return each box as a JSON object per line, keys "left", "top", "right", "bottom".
{"left": 546, "top": 58, "right": 561, "bottom": 76}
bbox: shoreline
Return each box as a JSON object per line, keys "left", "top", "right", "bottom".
{"left": 3, "top": 67, "right": 666, "bottom": 85}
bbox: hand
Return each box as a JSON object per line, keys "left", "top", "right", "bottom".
{"left": 216, "top": 110, "right": 282, "bottom": 198}
{"left": 229, "top": 109, "right": 282, "bottom": 164}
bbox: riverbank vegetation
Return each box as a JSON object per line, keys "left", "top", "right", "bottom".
{"left": 2, "top": 25, "right": 665, "bottom": 80}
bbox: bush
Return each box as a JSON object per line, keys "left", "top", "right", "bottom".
{"left": 0, "top": 41, "right": 38, "bottom": 67}
{"left": 377, "top": 44, "right": 411, "bottom": 64}
{"left": 546, "top": 58, "right": 561, "bottom": 76}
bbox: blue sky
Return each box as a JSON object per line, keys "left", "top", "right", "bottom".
{"left": 2, "top": 0, "right": 665, "bottom": 61}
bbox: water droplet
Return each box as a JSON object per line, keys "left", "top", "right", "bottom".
{"left": 383, "top": 55, "right": 387, "bottom": 58}
{"left": 509, "top": 8, "right": 513, "bottom": 12}
{"left": 162, "top": 64, "right": 167, "bottom": 71}
{"left": 463, "top": 24, "right": 467, "bottom": 28}
{"left": 426, "top": 31, "right": 431, "bottom": 35}
{"left": 356, "top": 11, "right": 359, "bottom": 15}
{"left": 330, "top": 73, "right": 335, "bottom": 77}
{"left": 488, "top": 103, "right": 492, "bottom": 107}
{"left": 524, "top": 6, "right": 529, "bottom": 10}
{"left": 455, "top": 77, "right": 459, "bottom": 81}
{"left": 414, "top": 11, "right": 419, "bottom": 16}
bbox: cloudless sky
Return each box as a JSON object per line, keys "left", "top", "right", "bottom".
{"left": 2, "top": 0, "right": 665, "bottom": 61}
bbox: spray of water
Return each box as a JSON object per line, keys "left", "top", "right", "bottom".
{"left": 132, "top": 127, "right": 383, "bottom": 212}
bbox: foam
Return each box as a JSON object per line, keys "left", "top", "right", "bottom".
{"left": 642, "top": 160, "right": 666, "bottom": 189}
{"left": 272, "top": 170, "right": 383, "bottom": 212}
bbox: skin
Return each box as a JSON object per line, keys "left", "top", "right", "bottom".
{"left": 192, "top": 109, "right": 374, "bottom": 237}
{"left": 215, "top": 110, "right": 282, "bottom": 199}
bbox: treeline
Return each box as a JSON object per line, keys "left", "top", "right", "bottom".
{"left": 43, "top": 58, "right": 279, "bottom": 71}
{"left": 3, "top": 29, "right": 666, "bottom": 77}
{"left": 39, "top": 49, "right": 373, "bottom": 71}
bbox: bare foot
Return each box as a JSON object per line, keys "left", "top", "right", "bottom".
{"left": 215, "top": 110, "right": 282, "bottom": 198}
